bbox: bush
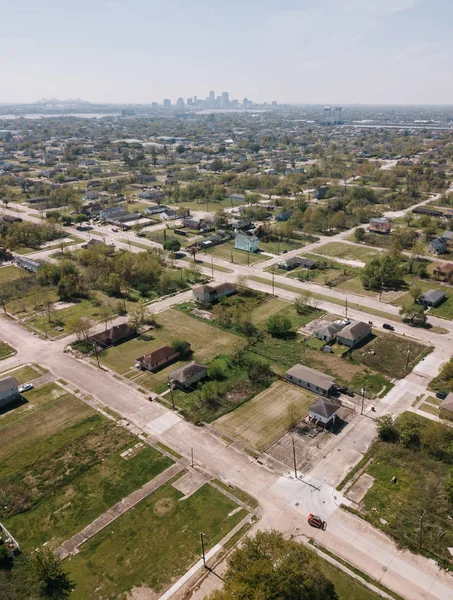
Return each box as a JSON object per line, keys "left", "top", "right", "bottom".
{"left": 395, "top": 412, "right": 425, "bottom": 448}
{"left": 208, "top": 362, "right": 226, "bottom": 381}
{"left": 171, "top": 339, "right": 190, "bottom": 354}
{"left": 266, "top": 314, "right": 293, "bottom": 338}
{"left": 116, "top": 300, "right": 127, "bottom": 316}
{"left": 376, "top": 414, "right": 399, "bottom": 442}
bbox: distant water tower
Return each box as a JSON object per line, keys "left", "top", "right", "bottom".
{"left": 324, "top": 106, "right": 332, "bottom": 123}
{"left": 335, "top": 106, "right": 342, "bottom": 124}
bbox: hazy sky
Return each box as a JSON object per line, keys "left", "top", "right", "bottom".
{"left": 2, "top": 0, "right": 452, "bottom": 105}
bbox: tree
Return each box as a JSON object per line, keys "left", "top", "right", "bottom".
{"left": 399, "top": 303, "right": 427, "bottom": 327}
{"left": 287, "top": 402, "right": 303, "bottom": 429}
{"left": 163, "top": 239, "right": 181, "bottom": 253}
{"left": 409, "top": 284, "right": 422, "bottom": 303}
{"left": 128, "top": 302, "right": 147, "bottom": 333}
{"left": 354, "top": 227, "right": 366, "bottom": 242}
{"left": 376, "top": 415, "right": 398, "bottom": 442}
{"left": 67, "top": 316, "right": 92, "bottom": 341}
{"left": 266, "top": 314, "right": 293, "bottom": 338}
{"left": 295, "top": 290, "right": 313, "bottom": 313}
{"left": 171, "top": 339, "right": 190, "bottom": 354}
{"left": 395, "top": 412, "right": 424, "bottom": 448}
{"left": 32, "top": 550, "right": 74, "bottom": 599}
{"left": 106, "top": 273, "right": 122, "bottom": 297}
{"left": 207, "top": 530, "right": 338, "bottom": 600}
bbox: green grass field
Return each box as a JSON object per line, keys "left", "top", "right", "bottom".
{"left": 204, "top": 241, "right": 266, "bottom": 265}
{"left": 66, "top": 482, "right": 246, "bottom": 598}
{"left": 0, "top": 265, "right": 25, "bottom": 284}
{"left": 319, "top": 561, "right": 383, "bottom": 600}
{"left": 100, "top": 308, "right": 243, "bottom": 388}
{"left": 251, "top": 298, "right": 324, "bottom": 329}
{"left": 314, "top": 242, "right": 381, "bottom": 262}
{"left": 214, "top": 380, "right": 314, "bottom": 450}
{"left": 0, "top": 381, "right": 172, "bottom": 550}
{"left": 0, "top": 341, "right": 16, "bottom": 360}
{"left": 0, "top": 364, "right": 41, "bottom": 385}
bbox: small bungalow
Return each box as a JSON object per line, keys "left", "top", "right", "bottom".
{"left": 433, "top": 263, "right": 453, "bottom": 280}
{"left": 278, "top": 257, "right": 317, "bottom": 270}
{"left": 235, "top": 232, "right": 259, "bottom": 253}
{"left": 313, "top": 186, "right": 329, "bottom": 200}
{"left": 169, "top": 361, "right": 208, "bottom": 390}
{"left": 285, "top": 364, "right": 336, "bottom": 396}
{"left": 0, "top": 376, "right": 19, "bottom": 409}
{"left": 418, "top": 289, "right": 446, "bottom": 308}
{"left": 275, "top": 210, "right": 293, "bottom": 222}
{"left": 313, "top": 321, "right": 345, "bottom": 344}
{"left": 136, "top": 344, "right": 190, "bottom": 372}
{"left": 14, "top": 256, "right": 40, "bottom": 273}
{"left": 368, "top": 218, "right": 392, "bottom": 234}
{"left": 308, "top": 397, "right": 339, "bottom": 428}
{"left": 429, "top": 237, "right": 448, "bottom": 255}
{"left": 90, "top": 323, "right": 135, "bottom": 349}
{"left": 336, "top": 321, "right": 371, "bottom": 349}
{"left": 230, "top": 193, "right": 245, "bottom": 203}
{"left": 192, "top": 282, "right": 236, "bottom": 304}
{"left": 440, "top": 393, "right": 453, "bottom": 416}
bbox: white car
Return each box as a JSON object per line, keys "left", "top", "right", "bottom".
{"left": 18, "top": 383, "right": 34, "bottom": 393}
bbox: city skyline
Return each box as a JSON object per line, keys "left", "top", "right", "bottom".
{"left": 2, "top": 0, "right": 453, "bottom": 105}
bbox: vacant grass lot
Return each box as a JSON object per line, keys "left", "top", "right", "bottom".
{"left": 392, "top": 280, "right": 450, "bottom": 309}
{"left": 319, "top": 561, "right": 383, "bottom": 600}
{"left": 350, "top": 332, "right": 430, "bottom": 379}
{"left": 0, "top": 265, "right": 25, "bottom": 284}
{"left": 0, "top": 381, "right": 172, "bottom": 550}
{"left": 0, "top": 341, "right": 16, "bottom": 360}
{"left": 100, "top": 308, "right": 243, "bottom": 388}
{"left": 205, "top": 241, "right": 266, "bottom": 265}
{"left": 214, "top": 380, "right": 315, "bottom": 450}
{"left": 0, "top": 364, "right": 41, "bottom": 385}
{"left": 315, "top": 242, "right": 381, "bottom": 262}
{"left": 66, "top": 482, "right": 246, "bottom": 599}
{"left": 251, "top": 298, "right": 324, "bottom": 329}
{"left": 358, "top": 440, "right": 453, "bottom": 563}
{"left": 336, "top": 276, "right": 379, "bottom": 298}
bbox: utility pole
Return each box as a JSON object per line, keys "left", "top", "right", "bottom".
{"left": 211, "top": 258, "right": 214, "bottom": 278}
{"left": 200, "top": 532, "right": 206, "bottom": 567}
{"left": 41, "top": 309, "right": 48, "bottom": 339}
{"left": 168, "top": 378, "right": 175, "bottom": 410}
{"left": 93, "top": 342, "right": 100, "bottom": 368}
{"left": 191, "top": 447, "right": 194, "bottom": 467}
{"left": 406, "top": 343, "right": 412, "bottom": 371}
{"left": 419, "top": 509, "right": 426, "bottom": 549}
{"left": 361, "top": 387, "right": 366, "bottom": 415}
{"left": 292, "top": 437, "right": 297, "bottom": 479}
{"left": 345, "top": 298, "right": 348, "bottom": 320}
{"left": 272, "top": 271, "right": 275, "bottom": 296}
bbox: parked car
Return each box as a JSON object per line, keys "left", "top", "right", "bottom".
{"left": 307, "top": 514, "right": 326, "bottom": 530}
{"left": 111, "top": 228, "right": 118, "bottom": 232}
{"left": 18, "top": 383, "right": 34, "bottom": 393}
{"left": 337, "top": 386, "right": 348, "bottom": 394}
{"left": 436, "top": 391, "right": 447, "bottom": 400}
{"left": 383, "top": 323, "right": 394, "bottom": 331}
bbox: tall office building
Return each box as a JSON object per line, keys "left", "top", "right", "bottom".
{"left": 220, "top": 91, "right": 229, "bottom": 109}
{"left": 163, "top": 99, "right": 171, "bottom": 108}
{"left": 209, "top": 90, "right": 215, "bottom": 102}
{"left": 176, "top": 97, "right": 185, "bottom": 108}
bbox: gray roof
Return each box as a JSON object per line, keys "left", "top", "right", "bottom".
{"left": 420, "top": 289, "right": 446, "bottom": 304}
{"left": 286, "top": 364, "right": 335, "bottom": 390}
{"left": 314, "top": 322, "right": 345, "bottom": 337}
{"left": 169, "top": 361, "right": 207, "bottom": 384}
{"left": 442, "top": 231, "right": 453, "bottom": 240}
{"left": 0, "top": 376, "right": 18, "bottom": 394}
{"left": 440, "top": 393, "right": 453, "bottom": 413}
{"left": 309, "top": 397, "right": 339, "bottom": 419}
{"left": 337, "top": 321, "right": 371, "bottom": 341}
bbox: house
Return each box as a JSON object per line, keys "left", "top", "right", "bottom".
{"left": 0, "top": 376, "right": 19, "bottom": 408}
{"left": 231, "top": 219, "right": 252, "bottom": 231}
{"left": 100, "top": 206, "right": 125, "bottom": 221}
{"left": 1, "top": 215, "right": 22, "bottom": 224}
{"left": 81, "top": 238, "right": 115, "bottom": 252}
{"left": 168, "top": 361, "right": 208, "bottom": 390}
{"left": 182, "top": 217, "right": 203, "bottom": 230}
{"left": 14, "top": 256, "right": 40, "bottom": 273}
{"left": 90, "top": 323, "right": 135, "bottom": 349}
{"left": 433, "top": 263, "right": 453, "bottom": 280}
{"left": 368, "top": 218, "right": 392, "bottom": 234}
{"left": 439, "top": 393, "right": 453, "bottom": 415}
{"left": 82, "top": 202, "right": 102, "bottom": 217}
{"left": 418, "top": 289, "right": 446, "bottom": 308}
{"left": 412, "top": 207, "right": 443, "bottom": 217}
{"left": 235, "top": 232, "right": 259, "bottom": 253}
{"left": 308, "top": 397, "right": 339, "bottom": 428}
{"left": 192, "top": 282, "right": 236, "bottom": 304}
{"left": 135, "top": 344, "right": 189, "bottom": 372}
{"left": 313, "top": 321, "right": 346, "bottom": 344}
{"left": 429, "top": 237, "right": 448, "bottom": 255}
{"left": 275, "top": 210, "right": 293, "bottom": 222}
{"left": 230, "top": 193, "right": 245, "bottom": 203}
{"left": 313, "top": 186, "right": 329, "bottom": 200}
{"left": 278, "top": 257, "right": 316, "bottom": 271}
{"left": 336, "top": 321, "right": 371, "bottom": 349}
{"left": 285, "top": 364, "right": 336, "bottom": 396}
{"left": 160, "top": 210, "right": 184, "bottom": 221}
{"left": 442, "top": 231, "right": 453, "bottom": 242}
{"left": 143, "top": 204, "right": 168, "bottom": 215}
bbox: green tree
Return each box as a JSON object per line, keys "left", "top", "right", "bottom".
{"left": 163, "top": 239, "right": 181, "bottom": 253}
{"left": 395, "top": 412, "right": 425, "bottom": 448}
{"left": 399, "top": 303, "right": 427, "bottom": 327}
{"left": 32, "top": 550, "right": 74, "bottom": 599}
{"left": 376, "top": 415, "right": 399, "bottom": 442}
{"left": 266, "top": 314, "right": 293, "bottom": 338}
{"left": 354, "top": 227, "right": 366, "bottom": 242}
{"left": 207, "top": 530, "right": 338, "bottom": 600}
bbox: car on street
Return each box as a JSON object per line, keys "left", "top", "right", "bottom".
{"left": 18, "top": 383, "right": 34, "bottom": 393}
{"left": 436, "top": 391, "right": 447, "bottom": 400}
{"left": 383, "top": 323, "right": 394, "bottom": 331}
{"left": 307, "top": 514, "right": 326, "bottom": 530}
{"left": 111, "top": 228, "right": 118, "bottom": 232}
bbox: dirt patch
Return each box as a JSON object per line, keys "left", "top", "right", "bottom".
{"left": 306, "top": 350, "right": 363, "bottom": 381}
{"left": 300, "top": 315, "right": 338, "bottom": 335}
{"left": 225, "top": 381, "right": 254, "bottom": 405}
{"left": 347, "top": 473, "right": 376, "bottom": 504}
{"left": 191, "top": 308, "right": 215, "bottom": 320}
{"left": 127, "top": 586, "right": 158, "bottom": 600}
{"left": 52, "top": 301, "right": 76, "bottom": 311}
{"left": 381, "top": 289, "right": 406, "bottom": 303}
{"left": 153, "top": 497, "right": 175, "bottom": 516}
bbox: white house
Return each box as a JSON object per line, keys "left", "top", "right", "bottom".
{"left": 308, "top": 397, "right": 339, "bottom": 428}
{"left": 285, "top": 364, "right": 336, "bottom": 396}
{"left": 0, "top": 377, "right": 19, "bottom": 408}
{"left": 235, "top": 232, "right": 259, "bottom": 253}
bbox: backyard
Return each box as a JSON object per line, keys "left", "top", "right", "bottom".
{"left": 0, "top": 381, "right": 173, "bottom": 550}
{"left": 314, "top": 242, "right": 382, "bottom": 262}
{"left": 250, "top": 297, "right": 324, "bottom": 329}
{"left": 214, "top": 380, "right": 315, "bottom": 451}
{"left": 66, "top": 481, "right": 247, "bottom": 599}
{"left": 204, "top": 240, "right": 267, "bottom": 265}
{"left": 0, "top": 265, "right": 25, "bottom": 284}
{"left": 0, "top": 341, "right": 16, "bottom": 360}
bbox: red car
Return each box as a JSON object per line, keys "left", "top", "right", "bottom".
{"left": 308, "top": 514, "right": 326, "bottom": 530}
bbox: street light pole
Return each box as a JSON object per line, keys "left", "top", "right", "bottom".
{"left": 419, "top": 509, "right": 426, "bottom": 549}
{"left": 200, "top": 532, "right": 206, "bottom": 567}
{"left": 361, "top": 387, "right": 366, "bottom": 415}
{"left": 292, "top": 437, "right": 297, "bottom": 479}
{"left": 272, "top": 272, "right": 275, "bottom": 296}
{"left": 168, "top": 378, "right": 175, "bottom": 410}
